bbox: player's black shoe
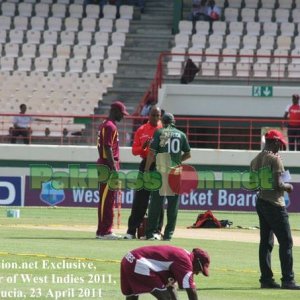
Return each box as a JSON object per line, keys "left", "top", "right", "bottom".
{"left": 281, "top": 281, "right": 300, "bottom": 290}
{"left": 260, "top": 280, "right": 281, "bottom": 289}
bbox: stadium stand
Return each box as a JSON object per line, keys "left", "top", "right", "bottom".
{"left": 9, "top": 0, "right": 298, "bottom": 145}
{"left": 0, "top": 0, "right": 139, "bottom": 139}
{"left": 178, "top": 0, "right": 300, "bottom": 85}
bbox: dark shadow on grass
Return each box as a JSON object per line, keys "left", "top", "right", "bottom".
{"left": 6, "top": 237, "right": 99, "bottom": 240}
{"left": 196, "top": 287, "right": 260, "bottom": 291}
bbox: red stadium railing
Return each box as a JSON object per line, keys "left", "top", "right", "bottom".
{"left": 0, "top": 113, "right": 291, "bottom": 150}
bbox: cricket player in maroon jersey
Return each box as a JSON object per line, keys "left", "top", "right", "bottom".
{"left": 121, "top": 245, "right": 210, "bottom": 299}
{"left": 96, "top": 101, "right": 129, "bottom": 240}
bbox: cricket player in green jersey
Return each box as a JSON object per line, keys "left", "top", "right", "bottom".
{"left": 144, "top": 113, "right": 191, "bottom": 240}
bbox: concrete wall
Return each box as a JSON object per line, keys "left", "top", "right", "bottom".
{"left": 158, "top": 84, "right": 300, "bottom": 117}
{"left": 0, "top": 144, "right": 299, "bottom": 169}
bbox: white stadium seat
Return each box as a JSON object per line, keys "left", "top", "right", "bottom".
{"left": 115, "top": 19, "right": 130, "bottom": 33}
{"left": 81, "top": 18, "right": 97, "bottom": 32}
{"left": 18, "top": 3, "right": 33, "bottom": 17}
{"left": 52, "top": 4, "right": 67, "bottom": 18}
{"left": 219, "top": 62, "right": 234, "bottom": 76}
{"left": 31, "top": 16, "right": 46, "bottom": 31}
{"left": 69, "top": 4, "right": 83, "bottom": 18}
{"left": 196, "top": 21, "right": 210, "bottom": 36}
{"left": 86, "top": 58, "right": 101, "bottom": 74}
{"left": 90, "top": 45, "right": 105, "bottom": 60}
{"left": 73, "top": 45, "right": 88, "bottom": 59}
{"left": 229, "top": 21, "right": 244, "bottom": 36}
{"left": 103, "top": 4, "right": 117, "bottom": 19}
{"left": 119, "top": 5, "right": 134, "bottom": 19}
{"left": 47, "top": 17, "right": 63, "bottom": 32}
{"left": 222, "top": 48, "right": 237, "bottom": 63}
{"left": 99, "top": 18, "right": 113, "bottom": 33}
{"left": 86, "top": 4, "right": 100, "bottom": 19}
{"left": 39, "top": 44, "right": 54, "bottom": 58}
{"left": 34, "top": 57, "right": 49, "bottom": 72}
{"left": 0, "top": 16, "right": 11, "bottom": 30}
{"left": 178, "top": 20, "right": 193, "bottom": 35}
{"left": 22, "top": 43, "right": 37, "bottom": 58}
{"left": 56, "top": 44, "right": 71, "bottom": 58}
{"left": 1, "top": 2, "right": 16, "bottom": 17}
{"left": 35, "top": 3, "right": 50, "bottom": 18}
{"left": 201, "top": 62, "right": 216, "bottom": 76}
{"left": 224, "top": 8, "right": 239, "bottom": 22}
{"left": 244, "top": 0, "right": 259, "bottom": 8}
{"left": 191, "top": 34, "right": 206, "bottom": 49}
{"left": 256, "top": 49, "right": 271, "bottom": 63}
{"left": 167, "top": 61, "right": 182, "bottom": 76}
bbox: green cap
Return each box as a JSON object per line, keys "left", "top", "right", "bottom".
{"left": 162, "top": 113, "right": 175, "bottom": 125}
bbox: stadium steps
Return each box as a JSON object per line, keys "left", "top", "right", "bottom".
{"left": 121, "top": 47, "right": 163, "bottom": 62}
{"left": 99, "top": 0, "right": 174, "bottom": 114}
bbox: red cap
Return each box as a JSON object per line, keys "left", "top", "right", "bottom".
{"left": 193, "top": 248, "right": 210, "bottom": 276}
{"left": 265, "top": 129, "right": 287, "bottom": 147}
{"left": 111, "top": 101, "right": 129, "bottom": 116}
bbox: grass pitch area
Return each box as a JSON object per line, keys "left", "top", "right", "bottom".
{"left": 0, "top": 207, "right": 300, "bottom": 300}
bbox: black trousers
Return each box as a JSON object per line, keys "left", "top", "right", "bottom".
{"left": 287, "top": 127, "right": 300, "bottom": 151}
{"left": 127, "top": 159, "right": 163, "bottom": 236}
{"left": 256, "top": 199, "right": 294, "bottom": 283}
{"left": 11, "top": 127, "right": 30, "bottom": 144}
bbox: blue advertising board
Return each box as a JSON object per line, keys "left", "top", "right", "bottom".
{"left": 0, "top": 176, "right": 22, "bottom": 206}
{"left": 24, "top": 176, "right": 300, "bottom": 212}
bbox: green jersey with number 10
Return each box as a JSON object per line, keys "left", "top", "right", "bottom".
{"left": 150, "top": 125, "right": 191, "bottom": 172}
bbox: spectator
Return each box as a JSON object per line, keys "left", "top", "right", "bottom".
{"left": 250, "top": 129, "right": 300, "bottom": 289}
{"left": 11, "top": 104, "right": 50, "bottom": 144}
{"left": 283, "top": 94, "right": 300, "bottom": 151}
{"left": 140, "top": 98, "right": 155, "bottom": 117}
{"left": 96, "top": 101, "right": 129, "bottom": 240}
{"left": 45, "top": 127, "right": 50, "bottom": 137}
{"left": 189, "top": 0, "right": 207, "bottom": 33}
{"left": 121, "top": 245, "right": 210, "bottom": 300}
{"left": 189, "top": 0, "right": 207, "bottom": 22}
{"left": 204, "top": 0, "right": 221, "bottom": 22}
{"left": 11, "top": 104, "right": 32, "bottom": 144}
{"left": 123, "top": 106, "right": 163, "bottom": 240}
{"left": 144, "top": 113, "right": 191, "bottom": 241}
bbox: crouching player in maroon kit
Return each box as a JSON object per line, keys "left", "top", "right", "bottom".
{"left": 120, "top": 245, "right": 210, "bottom": 299}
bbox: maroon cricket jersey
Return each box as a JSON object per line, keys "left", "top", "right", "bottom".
{"left": 97, "top": 119, "right": 120, "bottom": 167}
{"left": 121, "top": 245, "right": 196, "bottom": 296}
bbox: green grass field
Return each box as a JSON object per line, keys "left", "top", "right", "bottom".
{"left": 0, "top": 207, "right": 300, "bottom": 300}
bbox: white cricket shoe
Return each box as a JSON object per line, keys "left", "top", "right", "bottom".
{"left": 123, "top": 233, "right": 135, "bottom": 240}
{"left": 147, "top": 233, "right": 162, "bottom": 241}
{"left": 96, "top": 233, "right": 122, "bottom": 240}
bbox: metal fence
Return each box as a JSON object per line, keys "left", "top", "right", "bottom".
{"left": 1, "top": 113, "right": 293, "bottom": 150}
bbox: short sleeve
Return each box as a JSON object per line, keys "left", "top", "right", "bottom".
{"left": 181, "top": 133, "right": 191, "bottom": 153}
{"left": 170, "top": 259, "right": 195, "bottom": 289}
{"left": 149, "top": 129, "right": 161, "bottom": 153}
{"left": 272, "top": 156, "right": 284, "bottom": 174}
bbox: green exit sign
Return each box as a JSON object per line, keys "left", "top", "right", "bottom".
{"left": 252, "top": 86, "right": 273, "bottom": 97}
